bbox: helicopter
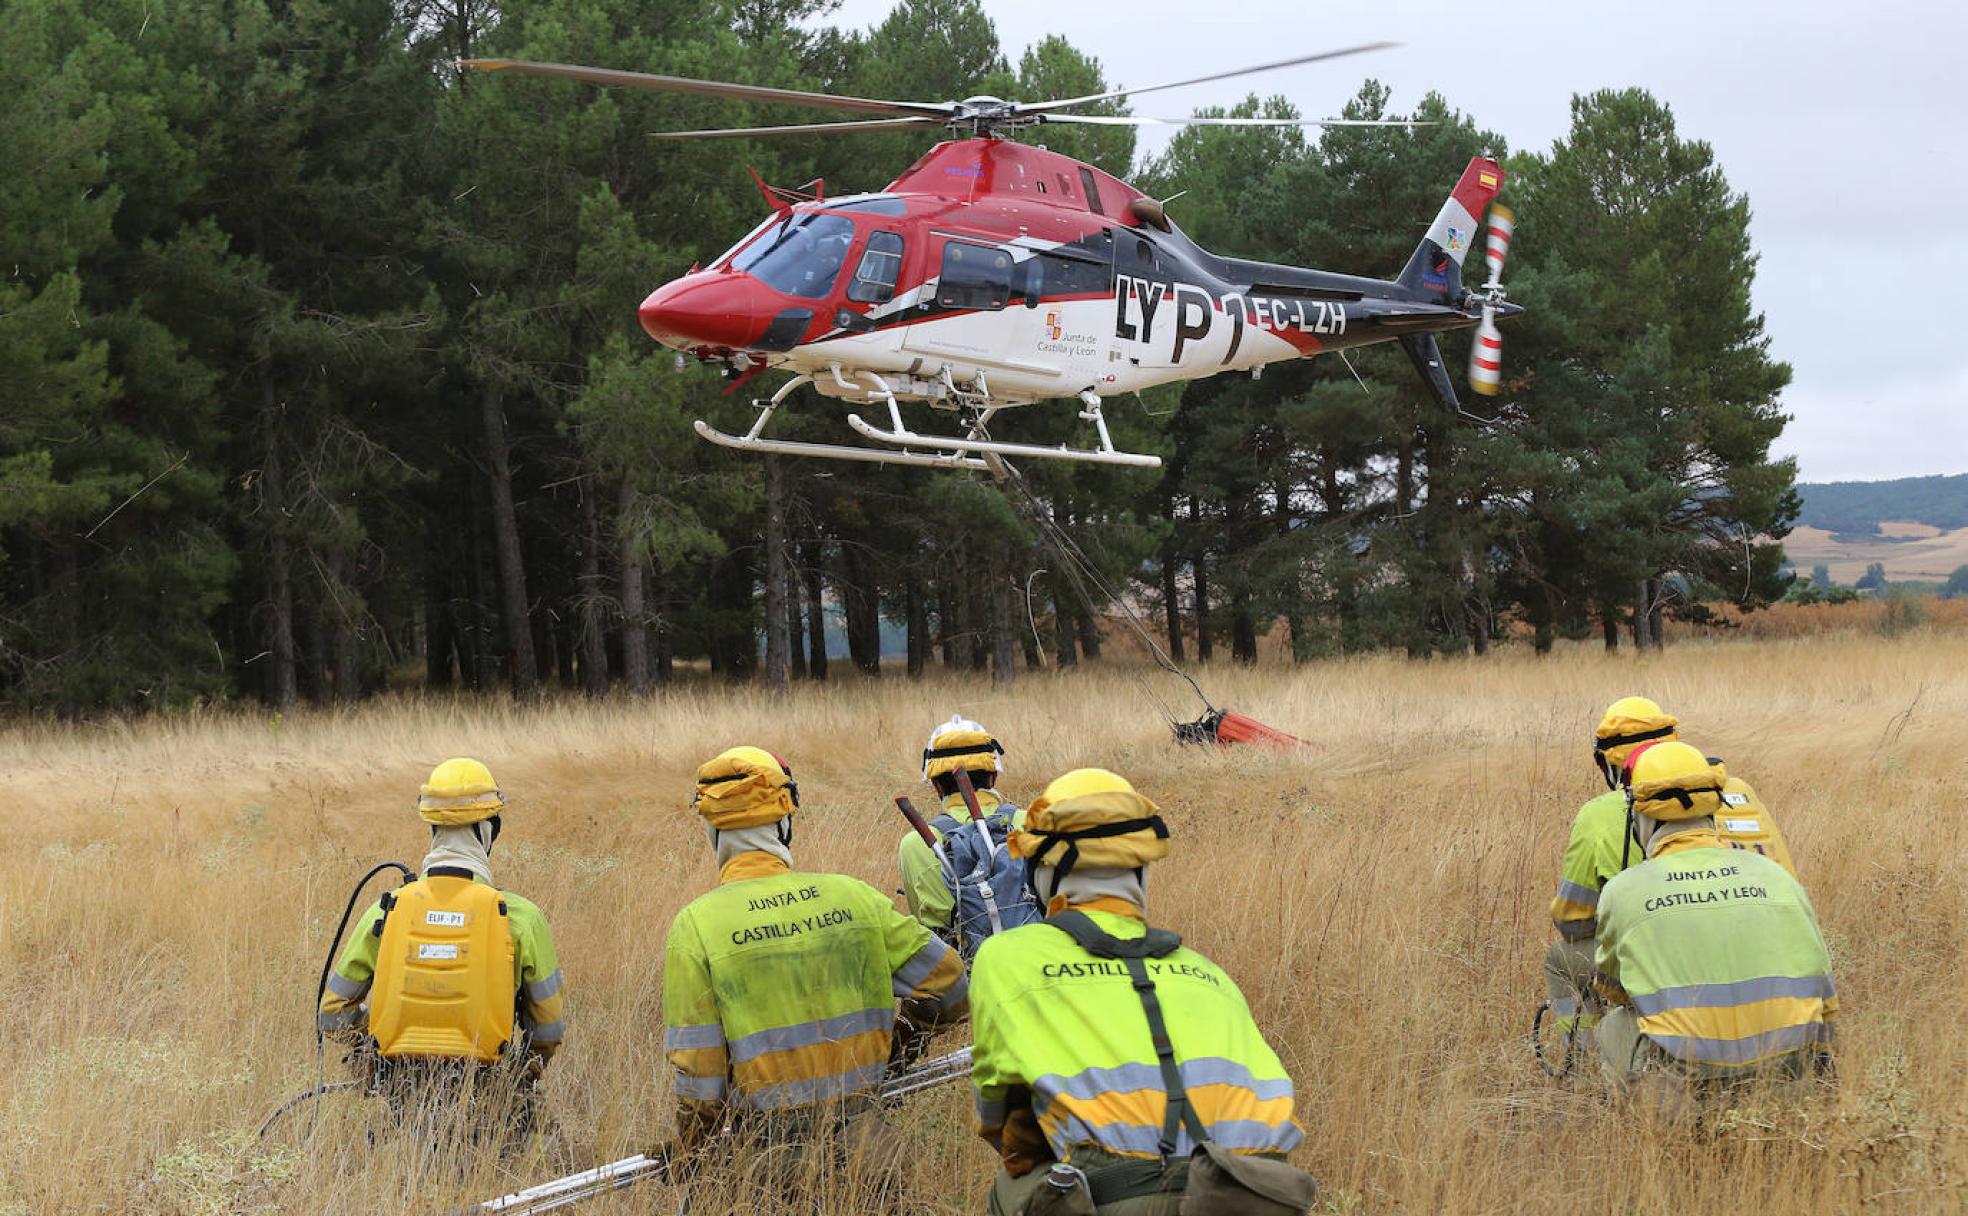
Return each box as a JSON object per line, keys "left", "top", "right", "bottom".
{"left": 461, "top": 45, "right": 1522, "bottom": 475}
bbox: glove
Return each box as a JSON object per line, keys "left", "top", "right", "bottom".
{"left": 888, "top": 1005, "right": 940, "bottom": 1076}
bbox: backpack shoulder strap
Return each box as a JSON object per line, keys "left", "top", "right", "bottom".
{"left": 1046, "top": 911, "right": 1204, "bottom": 1160}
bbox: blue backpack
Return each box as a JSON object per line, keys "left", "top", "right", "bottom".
{"left": 929, "top": 801, "right": 1042, "bottom": 958}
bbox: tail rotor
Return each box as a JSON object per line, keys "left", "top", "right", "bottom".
{"left": 1468, "top": 203, "right": 1515, "bottom": 397}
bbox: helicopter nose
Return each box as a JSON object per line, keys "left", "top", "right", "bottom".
{"left": 639, "top": 274, "right": 767, "bottom": 350}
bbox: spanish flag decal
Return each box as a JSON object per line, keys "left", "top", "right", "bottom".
{"left": 1479, "top": 172, "right": 1499, "bottom": 189}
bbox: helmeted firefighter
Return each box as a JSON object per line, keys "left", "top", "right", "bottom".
{"left": 663, "top": 746, "right": 969, "bottom": 1179}
{"left": 970, "top": 768, "right": 1313, "bottom": 1216}
{"left": 1595, "top": 742, "right": 1835, "bottom": 1104}
{"left": 1544, "top": 697, "right": 1796, "bottom": 1045}
{"left": 318, "top": 758, "right": 566, "bottom": 1130}
{"left": 899, "top": 716, "right": 1042, "bottom": 956}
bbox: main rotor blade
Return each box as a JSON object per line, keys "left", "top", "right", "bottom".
{"left": 649, "top": 116, "right": 944, "bottom": 140}
{"left": 458, "top": 59, "right": 955, "bottom": 119}
{"left": 1041, "top": 113, "right": 1431, "bottom": 128}
{"left": 1021, "top": 42, "right": 1398, "bottom": 115}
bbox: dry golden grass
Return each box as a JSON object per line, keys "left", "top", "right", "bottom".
{"left": 1781, "top": 523, "right": 1968, "bottom": 583}
{"left": 1694, "top": 597, "right": 1968, "bottom": 640}
{"left": 5, "top": 630, "right": 1967, "bottom": 1214}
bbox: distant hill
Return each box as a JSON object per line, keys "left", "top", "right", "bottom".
{"left": 1786, "top": 474, "right": 1968, "bottom": 585}
{"left": 1796, "top": 474, "right": 1968, "bottom": 538}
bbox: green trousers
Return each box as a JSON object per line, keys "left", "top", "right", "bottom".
{"left": 684, "top": 1108, "right": 910, "bottom": 1214}
{"left": 1543, "top": 936, "right": 1602, "bottom": 1037}
{"left": 1598, "top": 1007, "right": 1822, "bottom": 1119}
{"left": 988, "top": 1164, "right": 1181, "bottom": 1216}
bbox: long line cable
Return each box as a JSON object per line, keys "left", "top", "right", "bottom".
{"left": 1000, "top": 478, "right": 1217, "bottom": 726}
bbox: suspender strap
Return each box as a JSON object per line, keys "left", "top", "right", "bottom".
{"left": 1123, "top": 953, "right": 1211, "bottom": 1157}
{"left": 1047, "top": 911, "right": 1208, "bottom": 1161}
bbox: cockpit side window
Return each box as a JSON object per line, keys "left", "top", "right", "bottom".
{"left": 733, "top": 213, "right": 857, "bottom": 300}
{"left": 936, "top": 241, "right": 1012, "bottom": 311}
{"left": 847, "top": 231, "right": 905, "bottom": 303}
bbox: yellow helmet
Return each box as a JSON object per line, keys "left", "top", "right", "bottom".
{"left": 1593, "top": 695, "right": 1679, "bottom": 785}
{"left": 1626, "top": 741, "right": 1726, "bottom": 822}
{"left": 1010, "top": 768, "right": 1168, "bottom": 874}
{"left": 694, "top": 745, "right": 799, "bottom": 829}
{"left": 922, "top": 715, "right": 1004, "bottom": 782}
{"left": 417, "top": 757, "right": 505, "bottom": 826}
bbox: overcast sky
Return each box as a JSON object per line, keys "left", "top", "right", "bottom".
{"left": 822, "top": 0, "right": 1962, "bottom": 483}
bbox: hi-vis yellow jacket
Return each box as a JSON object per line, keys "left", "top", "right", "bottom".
{"left": 1550, "top": 776, "right": 1794, "bottom": 941}
{"left": 898, "top": 789, "right": 1023, "bottom": 932}
{"left": 318, "top": 869, "right": 566, "bottom": 1060}
{"left": 663, "top": 853, "right": 967, "bottom": 1149}
{"left": 969, "top": 902, "right": 1301, "bottom": 1177}
{"left": 1595, "top": 831, "right": 1835, "bottom": 1073}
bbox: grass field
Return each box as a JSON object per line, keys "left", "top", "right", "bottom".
{"left": 4, "top": 627, "right": 1966, "bottom": 1214}
{"left": 1782, "top": 522, "right": 1968, "bottom": 584}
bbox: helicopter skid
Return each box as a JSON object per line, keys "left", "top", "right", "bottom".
{"left": 695, "top": 367, "right": 1157, "bottom": 474}
{"left": 845, "top": 412, "right": 1161, "bottom": 468}
{"left": 693, "top": 420, "right": 987, "bottom": 470}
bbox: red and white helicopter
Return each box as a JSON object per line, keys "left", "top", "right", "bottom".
{"left": 463, "top": 46, "right": 1520, "bottom": 475}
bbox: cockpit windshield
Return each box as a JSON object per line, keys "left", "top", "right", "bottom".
{"left": 732, "top": 213, "right": 858, "bottom": 300}
{"left": 711, "top": 215, "right": 781, "bottom": 268}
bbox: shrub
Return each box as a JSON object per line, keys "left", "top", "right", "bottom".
{"left": 1876, "top": 585, "right": 1928, "bottom": 638}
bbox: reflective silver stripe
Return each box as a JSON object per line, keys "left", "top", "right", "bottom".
{"left": 938, "top": 972, "right": 970, "bottom": 1011}
{"left": 975, "top": 1093, "right": 1008, "bottom": 1128}
{"left": 892, "top": 936, "right": 952, "bottom": 997}
{"left": 1645, "top": 1021, "right": 1832, "bottom": 1066}
{"left": 1207, "top": 1118, "right": 1304, "bottom": 1153}
{"left": 728, "top": 1008, "right": 892, "bottom": 1064}
{"left": 675, "top": 1072, "right": 728, "bottom": 1101}
{"left": 1045, "top": 1112, "right": 1302, "bottom": 1159}
{"left": 1033, "top": 1057, "right": 1293, "bottom": 1109}
{"left": 525, "top": 968, "right": 563, "bottom": 1002}
{"left": 317, "top": 1008, "right": 365, "bottom": 1033}
{"left": 665, "top": 1023, "right": 728, "bottom": 1052}
{"left": 740, "top": 1061, "right": 887, "bottom": 1110}
{"left": 1555, "top": 880, "right": 1600, "bottom": 908}
{"left": 1046, "top": 1113, "right": 1178, "bottom": 1158}
{"left": 326, "top": 972, "right": 369, "bottom": 1001}
{"left": 1630, "top": 974, "right": 1836, "bottom": 1018}
{"left": 528, "top": 1019, "right": 565, "bottom": 1043}
{"left": 1557, "top": 918, "right": 1597, "bottom": 941}
{"left": 418, "top": 790, "right": 502, "bottom": 809}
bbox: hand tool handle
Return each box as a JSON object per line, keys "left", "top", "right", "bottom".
{"left": 895, "top": 796, "right": 940, "bottom": 848}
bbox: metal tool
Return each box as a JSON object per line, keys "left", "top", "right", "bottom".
{"left": 462, "top": 1047, "right": 975, "bottom": 1214}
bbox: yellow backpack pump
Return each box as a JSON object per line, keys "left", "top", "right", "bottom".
{"left": 368, "top": 875, "right": 515, "bottom": 1062}
{"left": 262, "top": 759, "right": 524, "bottom": 1138}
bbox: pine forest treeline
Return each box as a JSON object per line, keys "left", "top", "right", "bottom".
{"left": 0, "top": 0, "right": 1796, "bottom": 712}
